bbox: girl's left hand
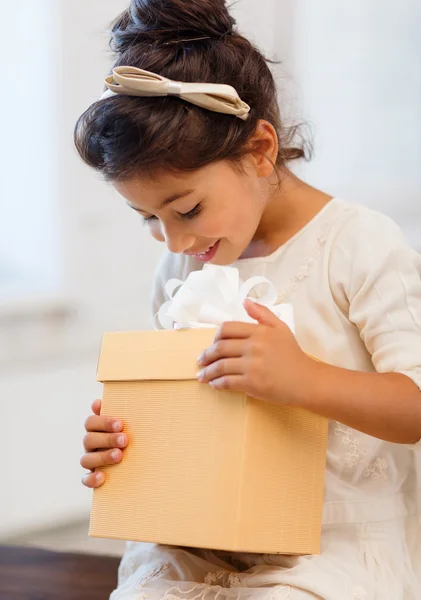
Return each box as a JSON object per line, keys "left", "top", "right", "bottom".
{"left": 197, "top": 299, "right": 316, "bottom": 406}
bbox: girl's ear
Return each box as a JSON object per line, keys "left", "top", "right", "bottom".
{"left": 246, "top": 119, "right": 279, "bottom": 178}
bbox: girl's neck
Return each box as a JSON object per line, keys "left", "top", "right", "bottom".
{"left": 242, "top": 171, "right": 333, "bottom": 259}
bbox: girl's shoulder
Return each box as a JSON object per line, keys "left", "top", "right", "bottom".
{"left": 332, "top": 198, "right": 406, "bottom": 236}
{"left": 329, "top": 199, "right": 418, "bottom": 263}
{"left": 327, "top": 199, "right": 421, "bottom": 308}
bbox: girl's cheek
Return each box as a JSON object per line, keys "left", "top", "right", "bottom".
{"left": 149, "top": 221, "right": 165, "bottom": 243}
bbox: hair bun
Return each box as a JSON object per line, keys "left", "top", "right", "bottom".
{"left": 111, "top": 0, "right": 236, "bottom": 52}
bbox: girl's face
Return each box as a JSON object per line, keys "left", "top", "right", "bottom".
{"left": 113, "top": 160, "right": 271, "bottom": 266}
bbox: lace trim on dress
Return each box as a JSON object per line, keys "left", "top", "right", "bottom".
{"left": 334, "top": 424, "right": 389, "bottom": 481}
{"left": 334, "top": 424, "right": 368, "bottom": 468}
{"left": 276, "top": 208, "right": 353, "bottom": 303}
{"left": 204, "top": 571, "right": 243, "bottom": 588}
{"left": 363, "top": 457, "right": 389, "bottom": 482}
{"left": 136, "top": 564, "right": 170, "bottom": 589}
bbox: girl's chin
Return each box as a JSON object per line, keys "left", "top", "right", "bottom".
{"left": 210, "top": 252, "right": 242, "bottom": 267}
{"left": 198, "top": 240, "right": 246, "bottom": 267}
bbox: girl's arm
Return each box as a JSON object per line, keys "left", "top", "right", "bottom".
{"left": 302, "top": 363, "right": 421, "bottom": 444}
{"left": 198, "top": 210, "right": 421, "bottom": 446}
{"left": 201, "top": 303, "right": 421, "bottom": 446}
{"left": 313, "top": 210, "right": 421, "bottom": 445}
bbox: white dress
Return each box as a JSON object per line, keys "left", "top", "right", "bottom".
{"left": 110, "top": 199, "right": 421, "bottom": 600}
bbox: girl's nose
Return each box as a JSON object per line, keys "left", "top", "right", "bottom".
{"left": 165, "top": 233, "right": 195, "bottom": 254}
{"left": 162, "top": 223, "right": 195, "bottom": 255}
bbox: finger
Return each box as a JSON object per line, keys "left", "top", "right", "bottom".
{"left": 85, "top": 415, "right": 123, "bottom": 434}
{"left": 214, "top": 322, "right": 257, "bottom": 342}
{"left": 244, "top": 299, "right": 283, "bottom": 328}
{"left": 80, "top": 448, "right": 123, "bottom": 471}
{"left": 209, "top": 375, "right": 248, "bottom": 393}
{"left": 82, "top": 471, "right": 106, "bottom": 489}
{"left": 198, "top": 358, "right": 244, "bottom": 384}
{"left": 92, "top": 399, "right": 102, "bottom": 416}
{"left": 198, "top": 339, "right": 245, "bottom": 367}
{"left": 83, "top": 431, "right": 128, "bottom": 453}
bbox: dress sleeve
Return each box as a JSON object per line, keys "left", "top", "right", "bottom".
{"left": 329, "top": 209, "right": 421, "bottom": 448}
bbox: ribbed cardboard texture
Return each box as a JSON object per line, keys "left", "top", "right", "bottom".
{"left": 91, "top": 329, "right": 328, "bottom": 555}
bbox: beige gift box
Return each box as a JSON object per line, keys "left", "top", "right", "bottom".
{"left": 90, "top": 328, "right": 328, "bottom": 555}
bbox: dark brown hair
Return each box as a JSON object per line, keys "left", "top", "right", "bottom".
{"left": 74, "top": 0, "right": 307, "bottom": 182}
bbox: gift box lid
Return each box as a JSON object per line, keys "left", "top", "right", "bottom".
{"left": 97, "top": 328, "right": 216, "bottom": 382}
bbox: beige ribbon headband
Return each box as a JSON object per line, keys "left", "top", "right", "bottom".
{"left": 101, "top": 66, "right": 251, "bottom": 121}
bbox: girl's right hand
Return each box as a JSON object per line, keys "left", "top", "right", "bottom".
{"left": 80, "top": 399, "right": 128, "bottom": 489}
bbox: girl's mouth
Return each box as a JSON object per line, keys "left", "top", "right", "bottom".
{"left": 186, "top": 240, "right": 221, "bottom": 263}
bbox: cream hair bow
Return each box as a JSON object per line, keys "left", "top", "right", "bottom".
{"left": 101, "top": 66, "right": 251, "bottom": 121}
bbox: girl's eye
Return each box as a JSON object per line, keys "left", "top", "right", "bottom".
{"left": 142, "top": 215, "right": 157, "bottom": 224}
{"left": 141, "top": 203, "right": 202, "bottom": 224}
{"left": 179, "top": 204, "right": 202, "bottom": 220}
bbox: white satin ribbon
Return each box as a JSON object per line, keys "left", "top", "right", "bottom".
{"left": 157, "top": 265, "right": 295, "bottom": 333}
{"left": 100, "top": 67, "right": 251, "bottom": 121}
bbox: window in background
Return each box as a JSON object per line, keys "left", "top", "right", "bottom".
{"left": 0, "top": 0, "right": 61, "bottom": 303}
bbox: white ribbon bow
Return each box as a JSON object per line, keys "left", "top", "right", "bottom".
{"left": 101, "top": 67, "right": 251, "bottom": 121}
{"left": 157, "top": 265, "right": 295, "bottom": 333}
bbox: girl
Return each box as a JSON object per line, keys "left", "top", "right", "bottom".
{"left": 76, "top": 1, "right": 421, "bottom": 598}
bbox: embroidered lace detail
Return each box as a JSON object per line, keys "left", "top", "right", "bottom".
{"left": 334, "top": 424, "right": 389, "bottom": 481}
{"left": 136, "top": 564, "right": 170, "bottom": 589}
{"left": 204, "top": 570, "right": 242, "bottom": 588}
{"left": 204, "top": 571, "right": 221, "bottom": 586}
{"left": 334, "top": 424, "right": 368, "bottom": 468}
{"left": 276, "top": 210, "right": 348, "bottom": 303}
{"left": 363, "top": 457, "right": 389, "bottom": 482}
{"left": 228, "top": 574, "right": 242, "bottom": 588}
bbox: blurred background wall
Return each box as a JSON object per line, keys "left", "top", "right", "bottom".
{"left": 1, "top": 0, "right": 420, "bottom": 546}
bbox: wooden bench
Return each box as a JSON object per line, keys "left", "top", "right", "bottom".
{"left": 0, "top": 545, "right": 120, "bottom": 599}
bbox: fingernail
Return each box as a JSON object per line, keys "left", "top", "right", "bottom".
{"left": 197, "top": 370, "right": 205, "bottom": 382}
{"left": 112, "top": 420, "right": 122, "bottom": 431}
{"left": 111, "top": 450, "right": 120, "bottom": 461}
{"left": 95, "top": 472, "right": 104, "bottom": 482}
{"left": 117, "top": 435, "right": 126, "bottom": 447}
{"left": 197, "top": 354, "right": 204, "bottom": 365}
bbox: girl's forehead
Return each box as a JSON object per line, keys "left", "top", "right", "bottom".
{"left": 114, "top": 163, "right": 235, "bottom": 196}
{"left": 112, "top": 169, "right": 207, "bottom": 210}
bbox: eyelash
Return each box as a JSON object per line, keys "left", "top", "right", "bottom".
{"left": 142, "top": 203, "right": 202, "bottom": 224}
{"left": 180, "top": 203, "right": 202, "bottom": 220}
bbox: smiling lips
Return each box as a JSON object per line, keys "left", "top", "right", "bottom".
{"left": 185, "top": 240, "right": 221, "bottom": 262}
